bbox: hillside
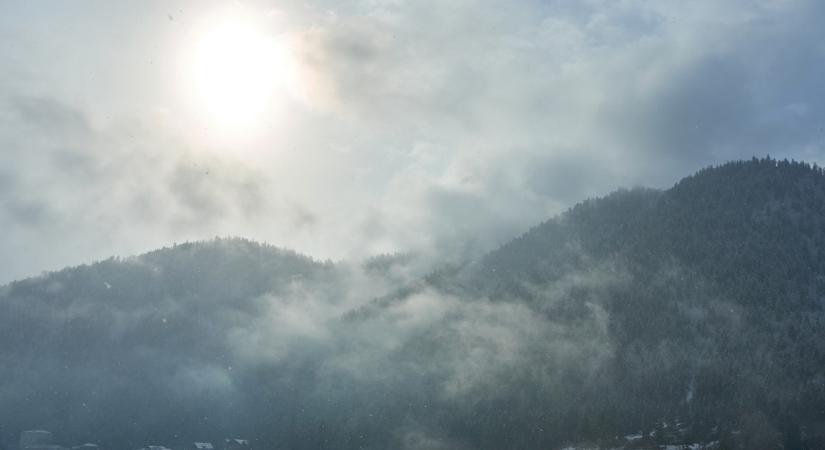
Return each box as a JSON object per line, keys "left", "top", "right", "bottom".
{"left": 4, "top": 159, "right": 825, "bottom": 450}
{"left": 0, "top": 239, "right": 342, "bottom": 449}
{"left": 475, "top": 157, "right": 825, "bottom": 448}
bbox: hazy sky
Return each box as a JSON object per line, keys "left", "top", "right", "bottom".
{"left": 1, "top": 0, "right": 824, "bottom": 283}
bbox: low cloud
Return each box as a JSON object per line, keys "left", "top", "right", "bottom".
{"left": 1, "top": 0, "right": 824, "bottom": 282}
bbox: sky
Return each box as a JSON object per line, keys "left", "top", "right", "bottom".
{"left": 1, "top": 0, "right": 824, "bottom": 283}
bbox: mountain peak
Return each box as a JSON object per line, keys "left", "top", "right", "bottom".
{"left": 7, "top": 160, "right": 825, "bottom": 449}
{"left": 672, "top": 156, "right": 825, "bottom": 202}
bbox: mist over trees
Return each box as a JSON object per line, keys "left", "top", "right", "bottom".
{"left": 4, "top": 158, "right": 825, "bottom": 449}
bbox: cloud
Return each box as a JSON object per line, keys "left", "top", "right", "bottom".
{"left": 1, "top": 0, "right": 825, "bottom": 281}
{"left": 11, "top": 96, "right": 91, "bottom": 136}
{"left": 0, "top": 94, "right": 279, "bottom": 282}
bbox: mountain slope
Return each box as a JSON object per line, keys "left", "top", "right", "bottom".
{"left": 475, "top": 157, "right": 825, "bottom": 448}
{"left": 4, "top": 158, "right": 825, "bottom": 450}
{"left": 0, "top": 238, "right": 342, "bottom": 449}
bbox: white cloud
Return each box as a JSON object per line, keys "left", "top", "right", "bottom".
{"left": 1, "top": 0, "right": 824, "bottom": 281}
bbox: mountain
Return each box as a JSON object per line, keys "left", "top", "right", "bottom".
{"left": 0, "top": 239, "right": 345, "bottom": 449}
{"left": 3, "top": 158, "right": 825, "bottom": 450}
{"left": 473, "top": 157, "right": 825, "bottom": 448}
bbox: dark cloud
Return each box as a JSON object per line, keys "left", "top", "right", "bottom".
{"left": 613, "top": 55, "right": 753, "bottom": 163}
{"left": 11, "top": 95, "right": 91, "bottom": 136}
{"left": 586, "top": 0, "right": 825, "bottom": 180}
{"left": 2, "top": 197, "right": 54, "bottom": 228}
{"left": 1, "top": 0, "right": 825, "bottom": 281}
{"left": 525, "top": 151, "right": 620, "bottom": 202}
{"left": 0, "top": 94, "right": 277, "bottom": 282}
{"left": 287, "top": 202, "right": 318, "bottom": 231}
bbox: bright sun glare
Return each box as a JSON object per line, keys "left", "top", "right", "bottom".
{"left": 185, "top": 13, "right": 294, "bottom": 134}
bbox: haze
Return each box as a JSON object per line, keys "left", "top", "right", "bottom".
{"left": 1, "top": 0, "right": 824, "bottom": 282}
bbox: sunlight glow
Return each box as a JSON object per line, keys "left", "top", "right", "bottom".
{"left": 184, "top": 12, "right": 296, "bottom": 136}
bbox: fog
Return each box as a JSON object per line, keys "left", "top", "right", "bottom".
{"left": 3, "top": 2, "right": 825, "bottom": 449}
{"left": 1, "top": 1, "right": 825, "bottom": 282}
{"left": 0, "top": 239, "right": 624, "bottom": 449}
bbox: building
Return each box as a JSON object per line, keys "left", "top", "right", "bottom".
{"left": 189, "top": 443, "right": 214, "bottom": 450}
{"left": 71, "top": 443, "right": 100, "bottom": 450}
{"left": 24, "top": 445, "right": 65, "bottom": 450}
{"left": 137, "top": 446, "right": 171, "bottom": 450}
{"left": 221, "top": 439, "right": 250, "bottom": 450}
{"left": 19, "top": 431, "right": 53, "bottom": 450}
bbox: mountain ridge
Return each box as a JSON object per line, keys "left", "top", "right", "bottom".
{"left": 4, "top": 157, "right": 825, "bottom": 449}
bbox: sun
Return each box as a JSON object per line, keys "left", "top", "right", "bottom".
{"left": 184, "top": 13, "right": 294, "bottom": 133}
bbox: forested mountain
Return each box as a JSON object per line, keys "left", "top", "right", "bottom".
{"left": 0, "top": 239, "right": 342, "bottom": 448}
{"left": 474, "top": 157, "right": 825, "bottom": 448}
{"left": 3, "top": 158, "right": 825, "bottom": 450}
